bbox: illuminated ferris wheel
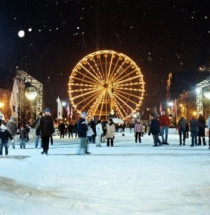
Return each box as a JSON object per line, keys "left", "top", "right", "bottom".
{"left": 68, "top": 50, "right": 145, "bottom": 120}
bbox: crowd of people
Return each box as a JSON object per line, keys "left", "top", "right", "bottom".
{"left": 148, "top": 111, "right": 210, "bottom": 148}
{"left": 0, "top": 108, "right": 210, "bottom": 156}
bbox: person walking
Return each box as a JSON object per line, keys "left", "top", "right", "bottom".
{"left": 148, "top": 115, "right": 161, "bottom": 147}
{"left": 189, "top": 117, "right": 199, "bottom": 147}
{"left": 134, "top": 119, "right": 142, "bottom": 143}
{"left": 106, "top": 119, "right": 115, "bottom": 147}
{"left": 77, "top": 112, "right": 89, "bottom": 155}
{"left": 197, "top": 114, "right": 206, "bottom": 145}
{"left": 6, "top": 116, "right": 17, "bottom": 148}
{"left": 96, "top": 120, "right": 103, "bottom": 147}
{"left": 67, "top": 122, "right": 74, "bottom": 138}
{"left": 178, "top": 116, "right": 187, "bottom": 145}
{"left": 58, "top": 122, "right": 65, "bottom": 139}
{"left": 40, "top": 108, "right": 54, "bottom": 155}
{"left": 159, "top": 111, "right": 170, "bottom": 145}
{"left": 0, "top": 120, "right": 13, "bottom": 156}
{"left": 32, "top": 112, "right": 42, "bottom": 148}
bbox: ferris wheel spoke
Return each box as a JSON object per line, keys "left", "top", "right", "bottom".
{"left": 108, "top": 58, "right": 121, "bottom": 81}
{"left": 113, "top": 68, "right": 138, "bottom": 83}
{"left": 80, "top": 95, "right": 101, "bottom": 112}
{"left": 72, "top": 88, "right": 102, "bottom": 100}
{"left": 115, "top": 75, "right": 144, "bottom": 85}
{"left": 86, "top": 61, "right": 104, "bottom": 83}
{"left": 109, "top": 61, "right": 126, "bottom": 81}
{"left": 71, "top": 75, "right": 99, "bottom": 86}
{"left": 99, "top": 58, "right": 105, "bottom": 81}
{"left": 114, "top": 94, "right": 134, "bottom": 112}
{"left": 98, "top": 92, "right": 106, "bottom": 119}
{"left": 115, "top": 92, "right": 139, "bottom": 106}
{"left": 115, "top": 89, "right": 143, "bottom": 99}
{"left": 115, "top": 87, "right": 145, "bottom": 92}
{"left": 92, "top": 58, "right": 105, "bottom": 81}
{"left": 112, "top": 64, "right": 132, "bottom": 82}
{"left": 72, "top": 91, "right": 100, "bottom": 107}
{"left": 106, "top": 54, "right": 115, "bottom": 82}
{"left": 88, "top": 93, "right": 104, "bottom": 117}
{"left": 80, "top": 64, "right": 103, "bottom": 84}
{"left": 114, "top": 99, "right": 128, "bottom": 118}
{"left": 117, "top": 82, "right": 143, "bottom": 86}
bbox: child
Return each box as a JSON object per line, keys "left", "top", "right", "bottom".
{"left": 87, "top": 124, "right": 94, "bottom": 143}
{"left": 0, "top": 121, "right": 13, "bottom": 156}
{"left": 19, "top": 122, "right": 27, "bottom": 149}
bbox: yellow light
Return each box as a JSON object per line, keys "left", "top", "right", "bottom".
{"left": 0, "top": 102, "right": 4, "bottom": 108}
{"left": 193, "top": 111, "right": 197, "bottom": 116}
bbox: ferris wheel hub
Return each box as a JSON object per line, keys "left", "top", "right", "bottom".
{"left": 103, "top": 83, "right": 108, "bottom": 88}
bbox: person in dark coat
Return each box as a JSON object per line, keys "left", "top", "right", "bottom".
{"left": 185, "top": 122, "right": 189, "bottom": 138}
{"left": 90, "top": 118, "right": 96, "bottom": 143}
{"left": 189, "top": 117, "right": 199, "bottom": 147}
{"left": 40, "top": 108, "right": 54, "bottom": 155}
{"left": 148, "top": 115, "right": 161, "bottom": 147}
{"left": 178, "top": 116, "right": 187, "bottom": 145}
{"left": 67, "top": 122, "right": 74, "bottom": 138}
{"left": 0, "top": 120, "right": 13, "bottom": 155}
{"left": 77, "top": 112, "right": 89, "bottom": 155}
{"left": 58, "top": 122, "right": 65, "bottom": 139}
{"left": 197, "top": 114, "right": 206, "bottom": 145}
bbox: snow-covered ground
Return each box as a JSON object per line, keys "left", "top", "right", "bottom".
{"left": 1, "top": 131, "right": 210, "bottom": 215}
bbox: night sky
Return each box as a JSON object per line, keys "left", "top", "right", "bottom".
{"left": 0, "top": 0, "right": 210, "bottom": 109}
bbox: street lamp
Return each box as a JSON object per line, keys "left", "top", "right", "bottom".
{"left": 25, "top": 86, "right": 38, "bottom": 101}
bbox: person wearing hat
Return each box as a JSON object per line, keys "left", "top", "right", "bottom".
{"left": 40, "top": 108, "right": 55, "bottom": 155}
{"left": 77, "top": 111, "right": 89, "bottom": 154}
{"left": 0, "top": 120, "right": 13, "bottom": 156}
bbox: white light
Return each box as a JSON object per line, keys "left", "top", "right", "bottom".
{"left": 196, "top": 87, "right": 201, "bottom": 94}
{"left": 168, "top": 102, "right": 173, "bottom": 107}
{"left": 204, "top": 91, "right": 210, "bottom": 99}
{"left": 62, "top": 101, "right": 67, "bottom": 107}
{"left": 133, "top": 113, "right": 137, "bottom": 118}
{"left": 25, "top": 86, "right": 38, "bottom": 101}
{"left": 28, "top": 28, "right": 32, "bottom": 32}
{"left": 18, "top": 30, "right": 25, "bottom": 38}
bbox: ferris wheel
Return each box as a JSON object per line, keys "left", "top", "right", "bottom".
{"left": 68, "top": 50, "right": 145, "bottom": 120}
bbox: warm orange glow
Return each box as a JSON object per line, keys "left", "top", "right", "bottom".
{"left": 69, "top": 50, "right": 145, "bottom": 120}
{"left": 0, "top": 102, "right": 4, "bottom": 108}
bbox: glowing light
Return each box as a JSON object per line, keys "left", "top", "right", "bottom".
{"left": 193, "top": 111, "right": 197, "bottom": 116}
{"left": 25, "top": 86, "right": 37, "bottom": 100}
{"left": 68, "top": 50, "right": 145, "bottom": 120}
{"left": 0, "top": 102, "right": 4, "bottom": 108}
{"left": 18, "top": 30, "right": 25, "bottom": 38}
{"left": 196, "top": 87, "right": 201, "bottom": 94}
{"left": 204, "top": 91, "right": 210, "bottom": 99}
{"left": 168, "top": 102, "right": 173, "bottom": 107}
